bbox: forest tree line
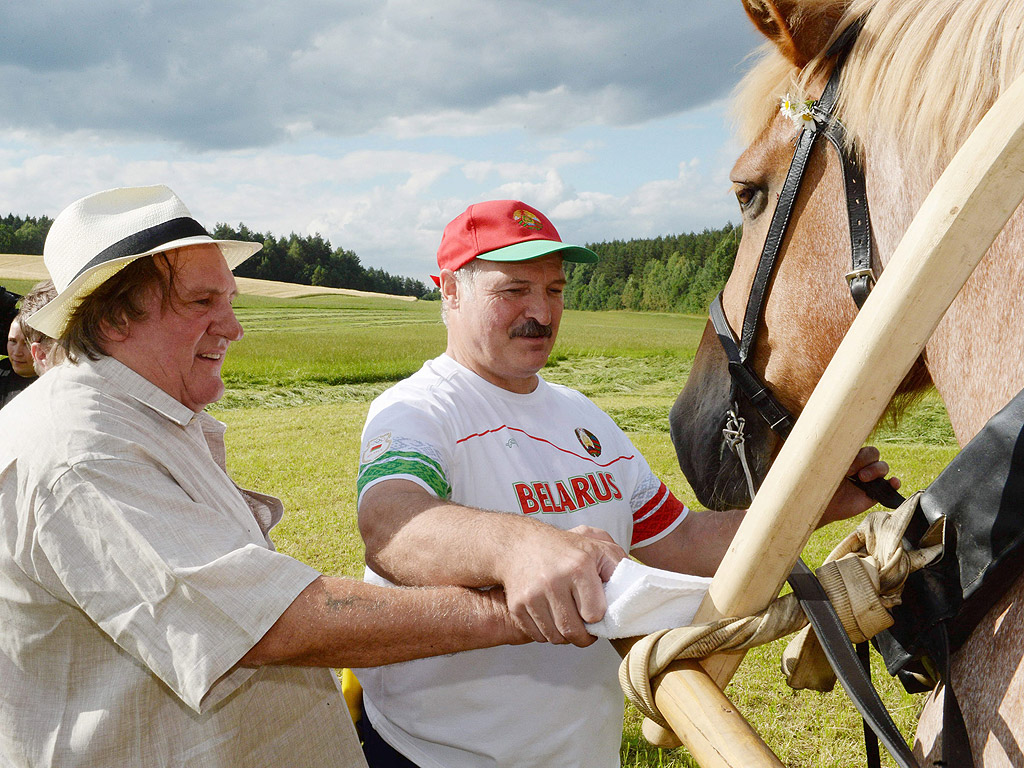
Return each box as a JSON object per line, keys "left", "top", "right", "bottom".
{"left": 567, "top": 224, "right": 739, "bottom": 313}
{"left": 0, "top": 215, "right": 52, "bottom": 256}
{"left": 2, "top": 212, "right": 739, "bottom": 311}
{"left": 210, "top": 223, "right": 433, "bottom": 298}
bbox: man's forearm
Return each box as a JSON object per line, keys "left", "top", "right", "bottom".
{"left": 358, "top": 479, "right": 627, "bottom": 646}
{"left": 359, "top": 480, "right": 543, "bottom": 588}
{"left": 240, "top": 576, "right": 527, "bottom": 668}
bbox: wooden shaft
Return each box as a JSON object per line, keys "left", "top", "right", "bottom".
{"left": 612, "top": 640, "right": 782, "bottom": 768}
{"left": 649, "top": 661, "right": 784, "bottom": 768}
{"left": 634, "top": 70, "right": 1024, "bottom": 766}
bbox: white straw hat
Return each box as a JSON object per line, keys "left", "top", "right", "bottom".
{"left": 27, "top": 185, "right": 263, "bottom": 338}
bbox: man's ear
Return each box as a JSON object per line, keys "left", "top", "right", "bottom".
{"left": 439, "top": 269, "right": 459, "bottom": 308}
{"left": 99, "top": 313, "right": 131, "bottom": 343}
{"left": 29, "top": 341, "right": 46, "bottom": 367}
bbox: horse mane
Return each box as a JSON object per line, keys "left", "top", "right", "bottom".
{"left": 734, "top": 0, "right": 1024, "bottom": 178}
{"left": 731, "top": 0, "right": 1024, "bottom": 427}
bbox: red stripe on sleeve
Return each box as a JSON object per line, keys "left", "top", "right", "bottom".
{"left": 631, "top": 484, "right": 687, "bottom": 547}
{"left": 633, "top": 484, "right": 667, "bottom": 523}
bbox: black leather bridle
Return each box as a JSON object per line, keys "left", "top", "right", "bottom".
{"left": 704, "top": 24, "right": 937, "bottom": 768}
{"left": 709, "top": 23, "right": 873, "bottom": 447}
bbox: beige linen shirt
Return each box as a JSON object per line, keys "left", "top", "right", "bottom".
{"left": 0, "top": 355, "right": 366, "bottom": 768}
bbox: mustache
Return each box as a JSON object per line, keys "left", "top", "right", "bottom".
{"left": 509, "top": 319, "right": 553, "bottom": 339}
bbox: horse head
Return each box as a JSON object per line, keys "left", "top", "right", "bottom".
{"left": 675, "top": 0, "right": 1024, "bottom": 512}
{"left": 671, "top": 1, "right": 872, "bottom": 509}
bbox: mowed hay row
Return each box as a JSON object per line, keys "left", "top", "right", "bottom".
{"left": 234, "top": 277, "right": 418, "bottom": 301}
{"left": 0, "top": 254, "right": 48, "bottom": 281}
{"left": 0, "top": 253, "right": 417, "bottom": 302}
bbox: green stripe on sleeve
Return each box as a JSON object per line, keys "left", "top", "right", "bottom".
{"left": 358, "top": 452, "right": 451, "bottom": 499}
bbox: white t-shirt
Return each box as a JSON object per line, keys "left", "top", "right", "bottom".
{"left": 355, "top": 354, "right": 688, "bottom": 768}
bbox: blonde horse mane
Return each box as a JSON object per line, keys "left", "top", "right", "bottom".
{"left": 734, "top": 0, "right": 1024, "bottom": 177}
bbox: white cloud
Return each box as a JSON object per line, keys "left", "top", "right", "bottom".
{"left": 0, "top": 1, "right": 760, "bottom": 148}
{"left": 0, "top": 2, "right": 763, "bottom": 283}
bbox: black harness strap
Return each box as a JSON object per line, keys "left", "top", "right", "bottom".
{"left": 710, "top": 26, "right": 874, "bottom": 443}
{"left": 737, "top": 121, "right": 821, "bottom": 361}
{"left": 711, "top": 293, "right": 794, "bottom": 436}
{"left": 936, "top": 628, "right": 974, "bottom": 768}
{"left": 857, "top": 641, "right": 882, "bottom": 768}
{"left": 788, "top": 558, "right": 922, "bottom": 768}
{"left": 819, "top": 107, "right": 875, "bottom": 309}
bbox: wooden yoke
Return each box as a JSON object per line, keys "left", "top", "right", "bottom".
{"left": 616, "top": 70, "right": 1024, "bottom": 768}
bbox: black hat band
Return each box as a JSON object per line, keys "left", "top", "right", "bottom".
{"left": 70, "top": 216, "right": 210, "bottom": 283}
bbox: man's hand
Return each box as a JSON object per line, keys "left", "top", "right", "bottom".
{"left": 820, "top": 445, "right": 901, "bottom": 526}
{"left": 494, "top": 523, "right": 626, "bottom": 647}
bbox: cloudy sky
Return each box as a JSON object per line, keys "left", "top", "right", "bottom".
{"left": 1, "top": 1, "right": 764, "bottom": 282}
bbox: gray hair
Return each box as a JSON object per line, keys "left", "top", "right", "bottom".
{"left": 440, "top": 260, "right": 482, "bottom": 327}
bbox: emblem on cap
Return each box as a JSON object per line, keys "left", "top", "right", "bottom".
{"left": 575, "top": 427, "right": 602, "bottom": 457}
{"left": 513, "top": 209, "right": 543, "bottom": 231}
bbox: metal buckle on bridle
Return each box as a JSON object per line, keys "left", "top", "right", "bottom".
{"left": 845, "top": 267, "right": 875, "bottom": 287}
{"left": 722, "top": 404, "right": 759, "bottom": 501}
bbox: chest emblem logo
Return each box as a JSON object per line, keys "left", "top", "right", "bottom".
{"left": 575, "top": 427, "right": 602, "bottom": 457}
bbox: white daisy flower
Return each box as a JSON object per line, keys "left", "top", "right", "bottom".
{"left": 780, "top": 93, "right": 819, "bottom": 130}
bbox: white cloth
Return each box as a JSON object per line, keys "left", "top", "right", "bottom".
{"left": 355, "top": 354, "right": 690, "bottom": 768}
{"left": 0, "top": 355, "right": 366, "bottom": 768}
{"left": 586, "top": 558, "right": 712, "bottom": 639}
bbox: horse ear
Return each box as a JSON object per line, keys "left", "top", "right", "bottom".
{"left": 741, "top": 0, "right": 845, "bottom": 68}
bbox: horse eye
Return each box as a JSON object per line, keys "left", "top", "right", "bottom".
{"left": 733, "top": 184, "right": 766, "bottom": 217}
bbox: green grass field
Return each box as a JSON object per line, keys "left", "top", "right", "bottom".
{"left": 3, "top": 277, "right": 957, "bottom": 767}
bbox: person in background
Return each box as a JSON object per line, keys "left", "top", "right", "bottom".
{"left": 16, "top": 280, "right": 61, "bottom": 375}
{"left": 0, "top": 285, "right": 18, "bottom": 343}
{"left": 1, "top": 185, "right": 531, "bottom": 768}
{"left": 1, "top": 314, "right": 37, "bottom": 407}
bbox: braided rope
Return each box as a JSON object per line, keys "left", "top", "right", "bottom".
{"left": 620, "top": 494, "right": 942, "bottom": 732}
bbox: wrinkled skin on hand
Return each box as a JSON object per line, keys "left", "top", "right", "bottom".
{"left": 497, "top": 523, "right": 626, "bottom": 646}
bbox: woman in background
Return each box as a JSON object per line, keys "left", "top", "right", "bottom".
{"left": 1, "top": 315, "right": 37, "bottom": 407}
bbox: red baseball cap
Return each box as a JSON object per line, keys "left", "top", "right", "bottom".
{"left": 433, "top": 200, "right": 598, "bottom": 283}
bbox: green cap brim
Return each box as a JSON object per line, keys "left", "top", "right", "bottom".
{"left": 476, "top": 239, "right": 598, "bottom": 264}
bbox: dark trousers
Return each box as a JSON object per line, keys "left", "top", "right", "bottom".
{"left": 359, "top": 707, "right": 420, "bottom": 768}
